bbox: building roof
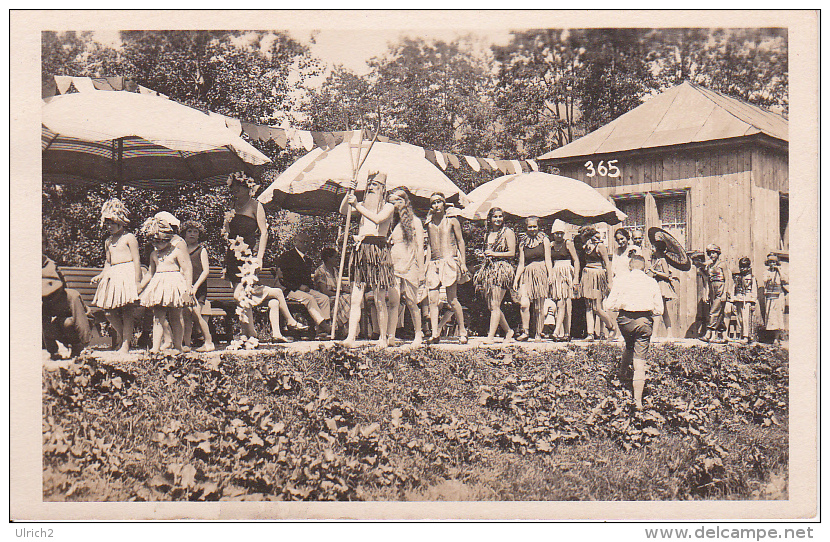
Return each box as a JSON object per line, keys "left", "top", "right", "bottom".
{"left": 538, "top": 81, "right": 788, "bottom": 162}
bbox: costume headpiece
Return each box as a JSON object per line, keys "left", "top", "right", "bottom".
{"left": 706, "top": 243, "right": 721, "bottom": 254}
{"left": 141, "top": 216, "right": 174, "bottom": 241}
{"left": 100, "top": 198, "right": 130, "bottom": 227}
{"left": 551, "top": 219, "right": 568, "bottom": 233}
{"left": 227, "top": 171, "right": 260, "bottom": 194}
{"left": 154, "top": 211, "right": 180, "bottom": 229}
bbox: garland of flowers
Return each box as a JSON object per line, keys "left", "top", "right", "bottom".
{"left": 222, "top": 172, "right": 263, "bottom": 351}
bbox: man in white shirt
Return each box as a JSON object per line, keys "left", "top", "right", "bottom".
{"left": 604, "top": 254, "right": 663, "bottom": 410}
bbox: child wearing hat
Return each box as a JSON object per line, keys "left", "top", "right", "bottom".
{"left": 703, "top": 243, "right": 731, "bottom": 343}
{"left": 90, "top": 198, "right": 141, "bottom": 354}
{"left": 138, "top": 216, "right": 194, "bottom": 353}
{"left": 762, "top": 253, "right": 788, "bottom": 346}
{"left": 732, "top": 256, "right": 758, "bottom": 344}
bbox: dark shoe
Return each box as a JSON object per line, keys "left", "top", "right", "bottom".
{"left": 70, "top": 344, "right": 85, "bottom": 358}
{"left": 426, "top": 336, "right": 441, "bottom": 345}
{"left": 316, "top": 320, "right": 332, "bottom": 335}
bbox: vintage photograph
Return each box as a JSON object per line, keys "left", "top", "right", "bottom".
{"left": 12, "top": 10, "right": 818, "bottom": 521}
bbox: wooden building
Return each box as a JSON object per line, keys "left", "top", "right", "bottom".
{"left": 538, "top": 82, "right": 788, "bottom": 337}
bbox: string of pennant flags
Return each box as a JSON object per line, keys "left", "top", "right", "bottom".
{"left": 43, "top": 75, "right": 540, "bottom": 175}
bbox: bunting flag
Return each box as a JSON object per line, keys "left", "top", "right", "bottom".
{"left": 43, "top": 74, "right": 541, "bottom": 175}
{"left": 434, "top": 150, "right": 447, "bottom": 170}
{"left": 464, "top": 155, "right": 481, "bottom": 172}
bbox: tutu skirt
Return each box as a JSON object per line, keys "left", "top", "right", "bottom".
{"left": 140, "top": 271, "right": 193, "bottom": 308}
{"left": 519, "top": 261, "right": 550, "bottom": 301}
{"left": 474, "top": 259, "right": 515, "bottom": 299}
{"left": 580, "top": 264, "right": 608, "bottom": 300}
{"left": 93, "top": 261, "right": 138, "bottom": 309}
{"left": 550, "top": 260, "right": 574, "bottom": 300}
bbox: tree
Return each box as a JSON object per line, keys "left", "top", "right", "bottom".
{"left": 577, "top": 29, "right": 660, "bottom": 133}
{"left": 646, "top": 28, "right": 788, "bottom": 114}
{"left": 493, "top": 29, "right": 586, "bottom": 159}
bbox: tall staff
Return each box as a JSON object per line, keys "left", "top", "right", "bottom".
{"left": 331, "top": 125, "right": 380, "bottom": 339}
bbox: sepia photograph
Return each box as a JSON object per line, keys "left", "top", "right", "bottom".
{"left": 10, "top": 9, "right": 819, "bottom": 523}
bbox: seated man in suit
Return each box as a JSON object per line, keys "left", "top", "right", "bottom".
{"left": 43, "top": 253, "right": 92, "bottom": 359}
{"left": 276, "top": 232, "right": 332, "bottom": 340}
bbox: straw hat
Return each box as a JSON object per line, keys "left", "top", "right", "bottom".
{"left": 141, "top": 216, "right": 174, "bottom": 241}
{"left": 765, "top": 252, "right": 779, "bottom": 264}
{"left": 154, "top": 211, "right": 180, "bottom": 229}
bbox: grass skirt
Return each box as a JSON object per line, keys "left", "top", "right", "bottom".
{"left": 140, "top": 271, "right": 194, "bottom": 308}
{"left": 550, "top": 260, "right": 574, "bottom": 300}
{"left": 519, "top": 261, "right": 550, "bottom": 301}
{"left": 93, "top": 261, "right": 138, "bottom": 309}
{"left": 474, "top": 259, "right": 515, "bottom": 299}
{"left": 580, "top": 264, "right": 608, "bottom": 300}
{"left": 350, "top": 238, "right": 395, "bottom": 290}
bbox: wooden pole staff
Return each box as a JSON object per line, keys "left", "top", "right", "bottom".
{"left": 331, "top": 123, "right": 380, "bottom": 340}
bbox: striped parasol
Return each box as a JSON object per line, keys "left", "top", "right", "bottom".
{"left": 42, "top": 91, "right": 270, "bottom": 190}
{"left": 257, "top": 141, "right": 467, "bottom": 215}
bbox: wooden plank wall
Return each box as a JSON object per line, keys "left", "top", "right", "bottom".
{"left": 549, "top": 143, "right": 770, "bottom": 337}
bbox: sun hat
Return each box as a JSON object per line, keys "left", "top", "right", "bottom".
{"left": 705, "top": 243, "right": 721, "bottom": 254}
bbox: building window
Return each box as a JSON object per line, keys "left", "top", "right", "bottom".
{"left": 615, "top": 197, "right": 645, "bottom": 235}
{"left": 656, "top": 194, "right": 687, "bottom": 249}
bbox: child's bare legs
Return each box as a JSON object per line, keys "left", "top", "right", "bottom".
{"left": 406, "top": 296, "right": 424, "bottom": 346}
{"left": 183, "top": 309, "right": 194, "bottom": 347}
{"left": 485, "top": 287, "right": 509, "bottom": 342}
{"left": 160, "top": 319, "right": 173, "bottom": 349}
{"left": 555, "top": 298, "right": 568, "bottom": 337}
{"left": 385, "top": 286, "right": 401, "bottom": 346}
{"left": 190, "top": 304, "right": 214, "bottom": 350}
{"left": 117, "top": 307, "right": 134, "bottom": 354}
{"left": 593, "top": 299, "right": 615, "bottom": 338}
{"left": 533, "top": 299, "right": 545, "bottom": 338}
{"left": 105, "top": 310, "right": 123, "bottom": 349}
{"left": 343, "top": 283, "right": 365, "bottom": 348}
{"left": 150, "top": 308, "right": 165, "bottom": 353}
{"left": 427, "top": 289, "right": 442, "bottom": 341}
{"left": 519, "top": 293, "right": 531, "bottom": 336}
{"left": 168, "top": 307, "right": 184, "bottom": 351}
{"left": 446, "top": 283, "right": 466, "bottom": 340}
{"left": 564, "top": 298, "right": 572, "bottom": 339}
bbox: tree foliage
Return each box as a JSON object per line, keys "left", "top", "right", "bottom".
{"left": 42, "top": 28, "right": 788, "bottom": 269}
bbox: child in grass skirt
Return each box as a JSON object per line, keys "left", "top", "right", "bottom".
{"left": 138, "top": 216, "right": 193, "bottom": 353}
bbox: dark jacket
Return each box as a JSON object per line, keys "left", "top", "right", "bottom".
{"left": 277, "top": 247, "right": 314, "bottom": 292}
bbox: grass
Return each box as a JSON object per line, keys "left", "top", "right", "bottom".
{"left": 42, "top": 342, "right": 788, "bottom": 502}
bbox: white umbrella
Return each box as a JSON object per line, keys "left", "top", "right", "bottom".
{"left": 258, "top": 141, "right": 467, "bottom": 214}
{"left": 461, "top": 171, "right": 626, "bottom": 224}
{"left": 42, "top": 91, "right": 270, "bottom": 189}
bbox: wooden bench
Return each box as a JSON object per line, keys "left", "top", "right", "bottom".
{"left": 59, "top": 266, "right": 315, "bottom": 346}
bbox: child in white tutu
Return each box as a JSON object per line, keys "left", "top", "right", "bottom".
{"left": 139, "top": 216, "right": 194, "bottom": 353}
{"left": 91, "top": 198, "right": 141, "bottom": 354}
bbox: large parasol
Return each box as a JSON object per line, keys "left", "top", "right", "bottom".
{"left": 648, "top": 227, "right": 691, "bottom": 271}
{"left": 42, "top": 91, "right": 270, "bottom": 189}
{"left": 257, "top": 140, "right": 468, "bottom": 214}
{"left": 461, "top": 171, "right": 626, "bottom": 224}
